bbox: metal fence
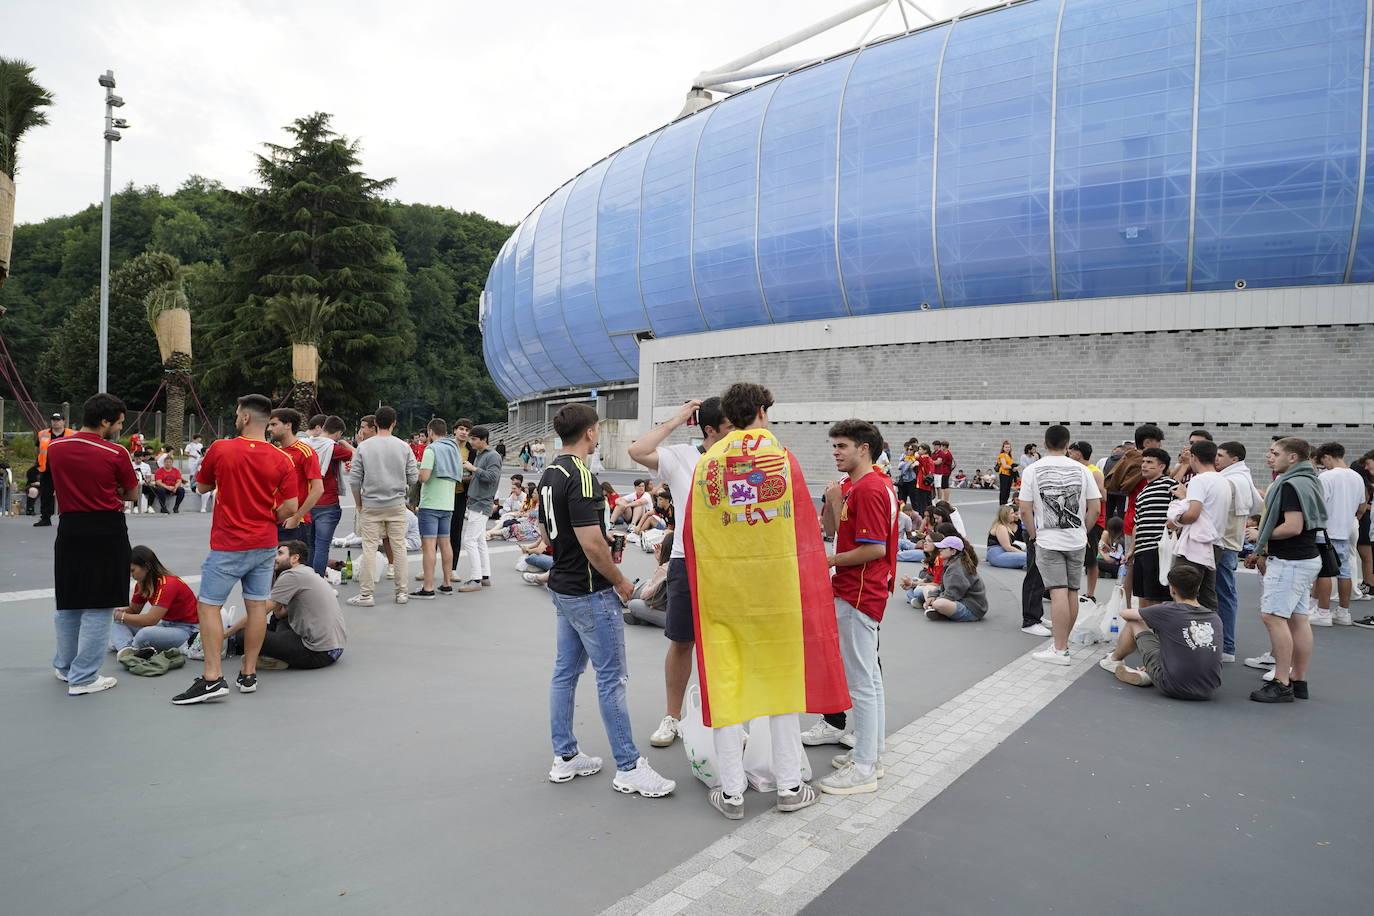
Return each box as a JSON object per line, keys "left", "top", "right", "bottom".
{"left": 0, "top": 396, "right": 235, "bottom": 448}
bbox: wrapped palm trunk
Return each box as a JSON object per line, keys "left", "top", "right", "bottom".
{"left": 0, "top": 173, "right": 14, "bottom": 288}
{"left": 163, "top": 351, "right": 191, "bottom": 451}
{"left": 291, "top": 343, "right": 318, "bottom": 414}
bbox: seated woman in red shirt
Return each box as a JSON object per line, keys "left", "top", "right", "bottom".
{"left": 109, "top": 545, "right": 200, "bottom": 658}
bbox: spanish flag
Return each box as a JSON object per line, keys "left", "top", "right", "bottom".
{"left": 684, "top": 428, "right": 849, "bottom": 728}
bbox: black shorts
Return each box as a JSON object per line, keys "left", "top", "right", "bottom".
{"left": 1359, "top": 511, "right": 1371, "bottom": 546}
{"left": 1131, "top": 549, "right": 1171, "bottom": 601}
{"left": 664, "top": 558, "right": 694, "bottom": 643}
{"left": 1084, "top": 524, "right": 1104, "bottom": 568}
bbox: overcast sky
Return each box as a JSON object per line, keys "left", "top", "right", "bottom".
{"left": 7, "top": 0, "right": 964, "bottom": 227}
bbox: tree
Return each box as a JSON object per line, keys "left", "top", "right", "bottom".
{"left": 144, "top": 255, "right": 192, "bottom": 449}
{"left": 0, "top": 58, "right": 55, "bottom": 288}
{"left": 198, "top": 112, "right": 412, "bottom": 414}
{"left": 267, "top": 291, "right": 337, "bottom": 414}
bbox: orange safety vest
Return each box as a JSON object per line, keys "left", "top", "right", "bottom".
{"left": 36, "top": 428, "right": 74, "bottom": 472}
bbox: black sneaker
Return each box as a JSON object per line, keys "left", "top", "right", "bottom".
{"left": 1250, "top": 681, "right": 1295, "bottom": 704}
{"left": 437, "top": 585, "right": 454, "bottom": 596}
{"left": 1353, "top": 615, "right": 1374, "bottom": 630}
{"left": 132, "top": 646, "right": 158, "bottom": 661}
{"left": 236, "top": 672, "right": 257, "bottom": 693}
{"left": 171, "top": 676, "right": 229, "bottom": 705}
{"left": 409, "top": 589, "right": 436, "bottom": 600}
{"left": 33, "top": 518, "right": 52, "bottom": 527}
{"left": 1291, "top": 679, "right": 1309, "bottom": 700}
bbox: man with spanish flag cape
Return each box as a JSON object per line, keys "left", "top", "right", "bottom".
{"left": 684, "top": 383, "right": 848, "bottom": 819}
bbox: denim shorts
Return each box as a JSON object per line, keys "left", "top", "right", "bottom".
{"left": 200, "top": 547, "right": 276, "bottom": 604}
{"left": 418, "top": 508, "right": 453, "bottom": 538}
{"left": 1327, "top": 539, "right": 1357, "bottom": 581}
{"left": 948, "top": 601, "right": 979, "bottom": 622}
{"left": 1260, "top": 555, "right": 1322, "bottom": 619}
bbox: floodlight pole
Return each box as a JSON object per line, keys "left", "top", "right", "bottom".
{"left": 98, "top": 69, "right": 122, "bottom": 393}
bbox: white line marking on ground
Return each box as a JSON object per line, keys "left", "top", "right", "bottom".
{"left": 602, "top": 642, "right": 1103, "bottom": 916}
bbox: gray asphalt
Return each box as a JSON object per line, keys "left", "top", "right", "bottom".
{"left": 0, "top": 489, "right": 1033, "bottom": 916}
{"left": 808, "top": 569, "right": 1374, "bottom": 916}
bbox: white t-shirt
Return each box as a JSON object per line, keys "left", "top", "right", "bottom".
{"left": 1185, "top": 470, "right": 1232, "bottom": 537}
{"left": 186, "top": 442, "right": 204, "bottom": 460}
{"left": 1018, "top": 455, "right": 1099, "bottom": 551}
{"left": 1320, "top": 466, "right": 1365, "bottom": 540}
{"left": 654, "top": 443, "right": 701, "bottom": 560}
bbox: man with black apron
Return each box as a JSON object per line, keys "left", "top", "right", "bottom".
{"left": 46, "top": 394, "right": 139, "bottom": 695}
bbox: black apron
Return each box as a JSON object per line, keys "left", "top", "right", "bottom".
{"left": 54, "top": 511, "right": 131, "bottom": 609}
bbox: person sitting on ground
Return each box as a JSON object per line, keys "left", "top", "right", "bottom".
{"left": 896, "top": 506, "right": 925, "bottom": 562}
{"left": 493, "top": 474, "right": 525, "bottom": 521}
{"left": 1097, "top": 516, "right": 1126, "bottom": 578}
{"left": 902, "top": 522, "right": 959, "bottom": 605}
{"left": 255, "top": 540, "right": 347, "bottom": 670}
{"left": 633, "top": 486, "right": 674, "bottom": 547}
{"left": 918, "top": 536, "right": 987, "bottom": 622}
{"left": 153, "top": 462, "right": 187, "bottom": 513}
{"left": 110, "top": 545, "right": 201, "bottom": 659}
{"left": 488, "top": 502, "right": 540, "bottom": 542}
{"left": 987, "top": 505, "right": 1028, "bottom": 569}
{"left": 954, "top": 470, "right": 968, "bottom": 489}
{"left": 1101, "top": 564, "right": 1223, "bottom": 700}
{"left": 609, "top": 478, "right": 650, "bottom": 528}
{"left": 600, "top": 480, "right": 620, "bottom": 516}
{"left": 626, "top": 531, "right": 674, "bottom": 625}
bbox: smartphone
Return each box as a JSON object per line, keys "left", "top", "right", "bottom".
{"left": 690, "top": 409, "right": 698, "bottom": 428}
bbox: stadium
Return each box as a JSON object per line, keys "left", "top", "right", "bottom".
{"left": 481, "top": 0, "right": 1374, "bottom": 479}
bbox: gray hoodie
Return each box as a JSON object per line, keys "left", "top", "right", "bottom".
{"left": 347, "top": 434, "right": 418, "bottom": 508}
{"left": 464, "top": 446, "right": 504, "bottom": 516}
{"left": 940, "top": 561, "right": 987, "bottom": 620}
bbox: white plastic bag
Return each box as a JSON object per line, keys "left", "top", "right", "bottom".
{"left": 1097, "top": 585, "right": 1125, "bottom": 643}
{"left": 1156, "top": 531, "right": 1177, "bottom": 585}
{"left": 1069, "top": 598, "right": 1106, "bottom": 646}
{"left": 325, "top": 566, "right": 342, "bottom": 587}
{"left": 680, "top": 685, "right": 721, "bottom": 788}
{"left": 743, "top": 717, "right": 813, "bottom": 792}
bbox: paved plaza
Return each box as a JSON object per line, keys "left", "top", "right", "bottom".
{"left": 1, "top": 483, "right": 1369, "bottom": 915}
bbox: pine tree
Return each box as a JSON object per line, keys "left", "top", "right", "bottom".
{"left": 198, "top": 112, "right": 412, "bottom": 414}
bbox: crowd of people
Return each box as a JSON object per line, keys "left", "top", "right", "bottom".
{"left": 36, "top": 383, "right": 1374, "bottom": 818}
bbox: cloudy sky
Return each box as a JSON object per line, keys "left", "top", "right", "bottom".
{"left": 7, "top": 0, "right": 964, "bottom": 227}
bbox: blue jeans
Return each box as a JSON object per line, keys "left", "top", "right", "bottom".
{"left": 200, "top": 547, "right": 277, "bottom": 604}
{"left": 54, "top": 608, "right": 113, "bottom": 687}
{"left": 987, "top": 545, "right": 1027, "bottom": 569}
{"left": 835, "top": 598, "right": 884, "bottom": 771}
{"left": 947, "top": 601, "right": 979, "bottom": 622}
{"left": 526, "top": 553, "right": 554, "bottom": 571}
{"left": 109, "top": 619, "right": 198, "bottom": 652}
{"left": 311, "top": 503, "right": 343, "bottom": 576}
{"left": 549, "top": 588, "right": 640, "bottom": 772}
{"left": 1216, "top": 548, "right": 1239, "bottom": 654}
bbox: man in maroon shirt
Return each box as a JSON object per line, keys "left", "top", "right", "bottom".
{"left": 820, "top": 419, "right": 899, "bottom": 796}
{"left": 47, "top": 393, "right": 140, "bottom": 696}
{"left": 932, "top": 440, "right": 955, "bottom": 503}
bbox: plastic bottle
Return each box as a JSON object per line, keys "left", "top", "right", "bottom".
{"left": 343, "top": 550, "right": 353, "bottom": 582}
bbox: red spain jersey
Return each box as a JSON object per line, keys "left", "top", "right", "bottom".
{"left": 282, "top": 439, "right": 323, "bottom": 523}
{"left": 197, "top": 437, "right": 296, "bottom": 551}
{"left": 832, "top": 469, "right": 900, "bottom": 621}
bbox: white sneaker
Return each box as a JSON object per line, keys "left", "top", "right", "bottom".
{"left": 1098, "top": 656, "right": 1123, "bottom": 673}
{"left": 830, "top": 752, "right": 886, "bottom": 779}
{"left": 776, "top": 783, "right": 818, "bottom": 812}
{"left": 1262, "top": 666, "right": 1294, "bottom": 683}
{"left": 1115, "top": 665, "right": 1152, "bottom": 687}
{"left": 840, "top": 732, "right": 856, "bottom": 749}
{"left": 708, "top": 788, "right": 744, "bottom": 819}
{"left": 649, "top": 715, "right": 679, "bottom": 748}
{"left": 68, "top": 675, "right": 117, "bottom": 696}
{"left": 116, "top": 646, "right": 136, "bottom": 662}
{"left": 1352, "top": 584, "right": 1372, "bottom": 601}
{"left": 515, "top": 557, "right": 529, "bottom": 572}
{"left": 522, "top": 572, "right": 545, "bottom": 586}
{"left": 394, "top": 592, "right": 409, "bottom": 605}
{"left": 1221, "top": 653, "right": 1236, "bottom": 663}
{"left": 612, "top": 757, "right": 676, "bottom": 798}
{"left": 1244, "top": 651, "right": 1276, "bottom": 669}
{"left": 819, "top": 762, "right": 878, "bottom": 796}
{"left": 1021, "top": 623, "right": 1052, "bottom": 637}
{"left": 53, "top": 668, "right": 68, "bottom": 682}
{"left": 385, "top": 564, "right": 395, "bottom": 580}
{"left": 1040, "top": 616, "right": 1053, "bottom": 628}
{"left": 800, "top": 720, "right": 846, "bottom": 746}
{"left": 1311, "top": 608, "right": 1333, "bottom": 627}
{"left": 346, "top": 594, "right": 375, "bottom": 607}
{"left": 1032, "top": 646, "right": 1073, "bottom": 667}
{"left": 548, "top": 751, "right": 603, "bottom": 783}
{"left": 1333, "top": 608, "right": 1353, "bottom": 626}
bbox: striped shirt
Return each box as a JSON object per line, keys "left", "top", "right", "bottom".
{"left": 1132, "top": 476, "right": 1178, "bottom": 554}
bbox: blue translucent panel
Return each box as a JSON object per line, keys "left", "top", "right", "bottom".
{"left": 640, "top": 115, "right": 710, "bottom": 335}
{"left": 757, "top": 58, "right": 850, "bottom": 321}
{"left": 837, "top": 27, "right": 945, "bottom": 314}
{"left": 692, "top": 83, "right": 777, "bottom": 329}
{"left": 496, "top": 238, "right": 538, "bottom": 398}
{"left": 1353, "top": 35, "right": 1374, "bottom": 279}
{"left": 611, "top": 335, "right": 641, "bottom": 372}
{"left": 532, "top": 184, "right": 598, "bottom": 385}
{"left": 597, "top": 135, "right": 657, "bottom": 338}
{"left": 936, "top": 1, "right": 1057, "bottom": 306}
{"left": 1194, "top": 0, "right": 1365, "bottom": 289}
{"left": 1055, "top": 0, "right": 1196, "bottom": 298}
{"left": 562, "top": 158, "right": 637, "bottom": 380}
{"left": 481, "top": 253, "right": 517, "bottom": 399}
{"left": 512, "top": 212, "right": 568, "bottom": 391}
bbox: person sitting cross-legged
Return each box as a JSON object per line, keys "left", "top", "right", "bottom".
{"left": 110, "top": 545, "right": 201, "bottom": 660}
{"left": 919, "top": 536, "right": 987, "bottom": 622}
{"left": 1100, "top": 563, "right": 1223, "bottom": 701}
{"left": 233, "top": 541, "right": 347, "bottom": 670}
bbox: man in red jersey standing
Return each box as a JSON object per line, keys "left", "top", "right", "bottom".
{"left": 173, "top": 394, "right": 298, "bottom": 705}
{"left": 820, "top": 419, "right": 899, "bottom": 797}
{"left": 267, "top": 408, "right": 324, "bottom": 564}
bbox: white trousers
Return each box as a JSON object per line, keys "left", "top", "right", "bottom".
{"left": 459, "top": 508, "right": 491, "bottom": 581}
{"left": 714, "top": 713, "right": 801, "bottom": 797}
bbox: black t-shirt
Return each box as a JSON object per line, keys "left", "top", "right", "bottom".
{"left": 537, "top": 454, "right": 612, "bottom": 596}
{"left": 1266, "top": 482, "right": 1319, "bottom": 561}
{"left": 1140, "top": 602, "right": 1223, "bottom": 700}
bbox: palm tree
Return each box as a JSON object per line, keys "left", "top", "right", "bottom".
{"left": 268, "top": 291, "right": 337, "bottom": 413}
{"left": 0, "top": 58, "right": 55, "bottom": 289}
{"left": 144, "top": 254, "right": 191, "bottom": 450}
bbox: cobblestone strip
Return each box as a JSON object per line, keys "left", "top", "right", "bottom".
{"left": 600, "top": 643, "right": 1103, "bottom": 916}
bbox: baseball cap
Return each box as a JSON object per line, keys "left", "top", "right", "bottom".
{"left": 934, "top": 536, "right": 964, "bottom": 552}
{"left": 50, "top": 412, "right": 63, "bottom": 420}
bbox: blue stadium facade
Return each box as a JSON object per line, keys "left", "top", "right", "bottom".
{"left": 482, "top": 0, "right": 1374, "bottom": 402}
